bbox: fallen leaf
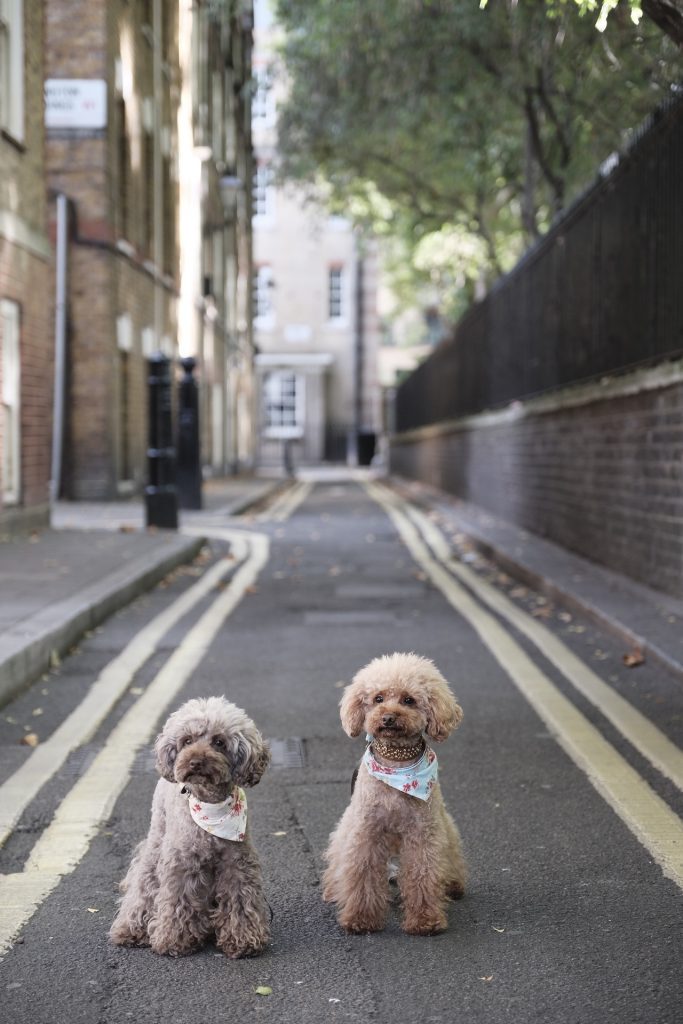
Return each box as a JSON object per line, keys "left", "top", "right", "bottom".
{"left": 479, "top": 975, "right": 494, "bottom": 982}
{"left": 271, "top": 831, "right": 287, "bottom": 837}
{"left": 623, "top": 648, "right": 645, "bottom": 668}
{"left": 32, "top": 708, "right": 44, "bottom": 717}
{"left": 86, "top": 908, "right": 100, "bottom": 914}
{"left": 50, "top": 650, "right": 61, "bottom": 668}
{"left": 558, "top": 611, "right": 573, "bottom": 623}
{"left": 492, "top": 926, "right": 505, "bottom": 933}
{"left": 531, "top": 605, "right": 552, "bottom": 619}
{"left": 510, "top": 586, "right": 527, "bottom": 599}
{"left": 246, "top": 585, "right": 259, "bottom": 595}
{"left": 254, "top": 986, "right": 272, "bottom": 996}
{"left": 329, "top": 998, "right": 341, "bottom": 1004}
{"left": 21, "top": 733, "right": 39, "bottom": 748}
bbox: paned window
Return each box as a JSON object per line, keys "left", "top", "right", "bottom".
{"left": 253, "top": 265, "right": 274, "bottom": 321}
{"left": 263, "top": 371, "right": 303, "bottom": 437}
{"left": 328, "top": 266, "right": 344, "bottom": 319}
{"left": 0, "top": 0, "right": 24, "bottom": 141}
{"left": 253, "top": 163, "right": 274, "bottom": 218}
{"left": 1, "top": 299, "right": 21, "bottom": 504}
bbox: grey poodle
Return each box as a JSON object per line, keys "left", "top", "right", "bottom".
{"left": 110, "top": 696, "right": 271, "bottom": 958}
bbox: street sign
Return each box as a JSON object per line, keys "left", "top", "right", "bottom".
{"left": 45, "top": 79, "right": 107, "bottom": 130}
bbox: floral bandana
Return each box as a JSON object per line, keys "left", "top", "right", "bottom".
{"left": 362, "top": 743, "right": 438, "bottom": 801}
{"left": 186, "top": 786, "right": 247, "bottom": 842}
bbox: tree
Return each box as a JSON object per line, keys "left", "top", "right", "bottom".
{"left": 274, "top": 0, "right": 678, "bottom": 321}
{"left": 559, "top": 0, "right": 683, "bottom": 48}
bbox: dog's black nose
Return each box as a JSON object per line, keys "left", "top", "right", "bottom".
{"left": 381, "top": 713, "right": 396, "bottom": 727}
{"left": 188, "top": 758, "right": 202, "bottom": 770}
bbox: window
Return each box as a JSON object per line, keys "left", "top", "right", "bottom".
{"left": 0, "top": 0, "right": 24, "bottom": 142}
{"left": 252, "top": 69, "right": 273, "bottom": 124}
{"left": 253, "top": 265, "right": 274, "bottom": 321}
{"left": 253, "top": 162, "right": 274, "bottom": 218}
{"left": 263, "top": 371, "right": 303, "bottom": 437}
{"left": 1, "top": 299, "right": 21, "bottom": 504}
{"left": 117, "top": 96, "right": 130, "bottom": 241}
{"left": 328, "top": 266, "right": 344, "bottom": 320}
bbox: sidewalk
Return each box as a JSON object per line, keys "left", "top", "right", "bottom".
{"left": 0, "top": 476, "right": 281, "bottom": 707}
{"left": 393, "top": 476, "right": 683, "bottom": 682}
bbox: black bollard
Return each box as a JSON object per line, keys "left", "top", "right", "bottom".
{"left": 145, "top": 352, "right": 179, "bottom": 529}
{"left": 176, "top": 356, "right": 202, "bottom": 510}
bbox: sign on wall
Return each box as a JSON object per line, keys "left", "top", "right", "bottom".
{"left": 45, "top": 80, "right": 107, "bottom": 130}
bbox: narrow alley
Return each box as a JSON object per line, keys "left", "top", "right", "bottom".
{"left": 1, "top": 478, "right": 681, "bottom": 1024}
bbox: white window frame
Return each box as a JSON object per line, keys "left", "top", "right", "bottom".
{"left": 252, "top": 69, "right": 274, "bottom": 126}
{"left": 328, "top": 265, "right": 344, "bottom": 321}
{"left": 0, "top": 0, "right": 24, "bottom": 142}
{"left": 253, "top": 162, "right": 275, "bottom": 220}
{"left": 1, "top": 298, "right": 21, "bottom": 504}
{"left": 263, "top": 371, "right": 304, "bottom": 439}
{"left": 253, "top": 264, "right": 274, "bottom": 326}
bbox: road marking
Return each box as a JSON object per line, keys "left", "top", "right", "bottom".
{"left": 0, "top": 529, "right": 269, "bottom": 954}
{"left": 255, "top": 481, "right": 312, "bottom": 522}
{"left": 366, "top": 481, "right": 683, "bottom": 890}
{"left": 0, "top": 535, "right": 248, "bottom": 849}
{"left": 402, "top": 501, "right": 683, "bottom": 794}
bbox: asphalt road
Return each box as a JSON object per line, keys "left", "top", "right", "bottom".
{"left": 1, "top": 479, "right": 681, "bottom": 1024}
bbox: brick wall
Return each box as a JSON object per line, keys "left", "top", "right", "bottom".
{"left": 45, "top": 0, "right": 180, "bottom": 500}
{"left": 390, "top": 379, "right": 683, "bottom": 597}
{"left": 0, "top": 0, "right": 53, "bottom": 532}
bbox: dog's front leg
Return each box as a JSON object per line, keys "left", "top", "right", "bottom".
{"left": 212, "top": 843, "right": 270, "bottom": 958}
{"left": 147, "top": 850, "right": 211, "bottom": 956}
{"left": 398, "top": 829, "right": 450, "bottom": 935}
{"left": 332, "top": 825, "right": 393, "bottom": 934}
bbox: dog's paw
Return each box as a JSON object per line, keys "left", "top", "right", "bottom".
{"left": 109, "top": 921, "right": 149, "bottom": 947}
{"left": 402, "top": 911, "right": 448, "bottom": 936}
{"left": 149, "top": 935, "right": 202, "bottom": 957}
{"left": 217, "top": 934, "right": 269, "bottom": 959}
{"left": 446, "top": 878, "right": 465, "bottom": 900}
{"left": 338, "top": 911, "right": 385, "bottom": 934}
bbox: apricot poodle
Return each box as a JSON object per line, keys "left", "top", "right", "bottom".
{"left": 322, "top": 652, "right": 466, "bottom": 935}
{"left": 110, "top": 696, "right": 271, "bottom": 959}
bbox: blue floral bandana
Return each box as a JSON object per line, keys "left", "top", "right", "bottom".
{"left": 362, "top": 742, "right": 438, "bottom": 802}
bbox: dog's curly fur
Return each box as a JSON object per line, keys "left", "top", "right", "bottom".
{"left": 109, "top": 696, "right": 271, "bottom": 959}
{"left": 322, "top": 653, "right": 467, "bottom": 936}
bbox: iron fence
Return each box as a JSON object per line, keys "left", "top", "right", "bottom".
{"left": 395, "top": 92, "right": 683, "bottom": 433}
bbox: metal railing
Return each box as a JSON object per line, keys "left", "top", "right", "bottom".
{"left": 395, "top": 91, "right": 683, "bottom": 433}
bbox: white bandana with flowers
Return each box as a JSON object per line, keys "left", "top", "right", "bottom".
{"left": 362, "top": 744, "right": 438, "bottom": 801}
{"left": 186, "top": 786, "right": 247, "bottom": 841}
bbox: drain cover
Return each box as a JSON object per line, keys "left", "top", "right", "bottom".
{"left": 269, "top": 737, "right": 306, "bottom": 769}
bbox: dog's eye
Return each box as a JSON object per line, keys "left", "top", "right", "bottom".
{"left": 211, "top": 736, "right": 226, "bottom": 749}
{"left": 182, "top": 736, "right": 193, "bottom": 746}
{"left": 402, "top": 696, "right": 415, "bottom": 705}
{"left": 374, "top": 694, "right": 384, "bottom": 704}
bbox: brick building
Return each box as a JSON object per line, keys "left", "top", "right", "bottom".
{"left": 44, "top": 0, "right": 181, "bottom": 500}
{"left": 0, "top": 0, "right": 54, "bottom": 533}
{"left": 177, "top": 0, "right": 255, "bottom": 478}
{"left": 44, "top": 0, "right": 255, "bottom": 502}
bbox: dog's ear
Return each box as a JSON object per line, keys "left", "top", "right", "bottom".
{"left": 154, "top": 730, "right": 178, "bottom": 781}
{"left": 231, "top": 726, "right": 271, "bottom": 787}
{"left": 424, "top": 678, "right": 463, "bottom": 742}
{"left": 339, "top": 682, "right": 365, "bottom": 738}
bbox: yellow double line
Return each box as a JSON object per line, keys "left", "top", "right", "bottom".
{"left": 366, "top": 480, "right": 683, "bottom": 890}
